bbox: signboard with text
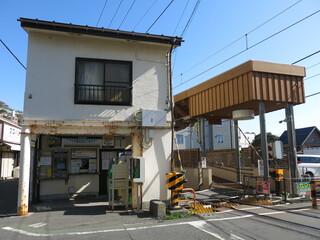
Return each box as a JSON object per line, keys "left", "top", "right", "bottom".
{"left": 2, "top": 123, "right": 21, "bottom": 144}
{"left": 256, "top": 180, "right": 270, "bottom": 194}
{"left": 296, "top": 182, "right": 311, "bottom": 195}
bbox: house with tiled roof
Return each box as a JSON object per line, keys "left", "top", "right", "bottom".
{"left": 279, "top": 126, "right": 320, "bottom": 152}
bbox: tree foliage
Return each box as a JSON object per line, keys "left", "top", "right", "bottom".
{"left": 251, "top": 132, "right": 279, "bottom": 147}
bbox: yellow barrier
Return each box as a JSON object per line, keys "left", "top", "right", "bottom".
{"left": 310, "top": 180, "right": 320, "bottom": 209}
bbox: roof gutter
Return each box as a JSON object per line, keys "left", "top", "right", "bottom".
{"left": 18, "top": 18, "right": 183, "bottom": 47}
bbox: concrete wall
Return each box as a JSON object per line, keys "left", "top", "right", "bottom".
{"left": 24, "top": 30, "right": 173, "bottom": 203}
{"left": 39, "top": 174, "right": 99, "bottom": 199}
{"left": 24, "top": 31, "right": 171, "bottom": 121}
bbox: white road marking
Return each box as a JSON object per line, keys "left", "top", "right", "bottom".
{"left": 1, "top": 210, "right": 296, "bottom": 237}
{"left": 29, "top": 222, "right": 47, "bottom": 228}
{"left": 236, "top": 206, "right": 262, "bottom": 210}
{"left": 258, "top": 211, "right": 283, "bottom": 216}
{"left": 230, "top": 233, "right": 246, "bottom": 240}
{"left": 189, "top": 221, "right": 225, "bottom": 240}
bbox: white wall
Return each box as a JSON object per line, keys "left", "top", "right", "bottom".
{"left": 142, "top": 129, "right": 171, "bottom": 201}
{"left": 24, "top": 31, "right": 171, "bottom": 122}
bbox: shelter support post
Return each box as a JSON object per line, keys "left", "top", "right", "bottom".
{"left": 285, "top": 103, "right": 298, "bottom": 195}
{"left": 234, "top": 120, "right": 241, "bottom": 183}
{"left": 132, "top": 132, "right": 142, "bottom": 209}
{"left": 259, "top": 101, "right": 269, "bottom": 182}
{"left": 17, "top": 126, "right": 31, "bottom": 216}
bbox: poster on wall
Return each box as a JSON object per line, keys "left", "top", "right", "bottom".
{"left": 40, "top": 156, "right": 51, "bottom": 166}
{"left": 102, "top": 136, "right": 114, "bottom": 147}
{"left": 89, "top": 159, "right": 97, "bottom": 173}
{"left": 71, "top": 159, "right": 81, "bottom": 174}
{"left": 71, "top": 150, "right": 96, "bottom": 159}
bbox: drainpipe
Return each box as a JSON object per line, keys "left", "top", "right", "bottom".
{"left": 167, "top": 45, "right": 174, "bottom": 171}
{"left": 17, "top": 126, "right": 31, "bottom": 216}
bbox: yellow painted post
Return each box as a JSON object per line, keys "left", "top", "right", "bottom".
{"left": 310, "top": 181, "right": 317, "bottom": 209}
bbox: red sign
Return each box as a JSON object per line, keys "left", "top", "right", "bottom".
{"left": 256, "top": 181, "right": 270, "bottom": 194}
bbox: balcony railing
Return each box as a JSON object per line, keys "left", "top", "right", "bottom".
{"left": 75, "top": 84, "right": 132, "bottom": 105}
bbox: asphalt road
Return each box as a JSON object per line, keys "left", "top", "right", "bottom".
{"left": 1, "top": 202, "right": 319, "bottom": 240}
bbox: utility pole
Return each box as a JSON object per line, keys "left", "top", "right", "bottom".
{"left": 259, "top": 101, "right": 269, "bottom": 182}
{"left": 234, "top": 120, "right": 241, "bottom": 183}
{"left": 286, "top": 103, "right": 298, "bottom": 195}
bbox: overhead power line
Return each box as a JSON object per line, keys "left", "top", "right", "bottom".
{"left": 118, "top": 0, "right": 137, "bottom": 29}
{"left": 173, "top": 8, "right": 320, "bottom": 90}
{"left": 307, "top": 62, "right": 320, "bottom": 69}
{"left": 96, "top": 0, "right": 109, "bottom": 26}
{"left": 172, "top": 0, "right": 190, "bottom": 36}
{"left": 306, "top": 91, "right": 320, "bottom": 98}
{"left": 108, "top": 0, "right": 124, "bottom": 28}
{"left": 0, "top": 39, "right": 26, "bottom": 70}
{"left": 133, "top": 0, "right": 159, "bottom": 31}
{"left": 146, "top": 0, "right": 175, "bottom": 33}
{"left": 292, "top": 49, "right": 320, "bottom": 65}
{"left": 174, "top": 0, "right": 303, "bottom": 78}
{"left": 180, "top": 0, "right": 201, "bottom": 38}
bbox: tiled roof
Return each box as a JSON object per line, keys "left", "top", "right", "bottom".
{"left": 279, "top": 126, "right": 318, "bottom": 145}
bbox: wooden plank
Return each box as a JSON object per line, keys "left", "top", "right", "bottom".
{"left": 268, "top": 73, "right": 274, "bottom": 101}
{"left": 229, "top": 80, "right": 234, "bottom": 106}
{"left": 208, "top": 88, "right": 213, "bottom": 112}
{"left": 238, "top": 75, "right": 244, "bottom": 103}
{"left": 261, "top": 73, "right": 268, "bottom": 100}
{"left": 286, "top": 75, "right": 292, "bottom": 102}
{"left": 243, "top": 73, "right": 249, "bottom": 102}
{"left": 280, "top": 76, "right": 286, "bottom": 102}
{"left": 233, "top": 78, "right": 239, "bottom": 104}
{"left": 250, "top": 72, "right": 256, "bottom": 100}
{"left": 205, "top": 90, "right": 209, "bottom": 113}
{"left": 216, "top": 85, "right": 221, "bottom": 110}
{"left": 254, "top": 72, "right": 262, "bottom": 100}
{"left": 224, "top": 82, "right": 229, "bottom": 107}
{"left": 219, "top": 84, "right": 224, "bottom": 108}
{"left": 212, "top": 87, "right": 217, "bottom": 111}
{"left": 274, "top": 74, "right": 280, "bottom": 101}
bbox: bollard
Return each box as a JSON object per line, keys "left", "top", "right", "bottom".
{"left": 310, "top": 181, "right": 318, "bottom": 209}
{"left": 166, "top": 171, "right": 187, "bottom": 209}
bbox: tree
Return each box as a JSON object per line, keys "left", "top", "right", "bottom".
{"left": 251, "top": 132, "right": 279, "bottom": 147}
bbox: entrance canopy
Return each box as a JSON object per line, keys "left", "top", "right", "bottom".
{"left": 174, "top": 60, "right": 306, "bottom": 129}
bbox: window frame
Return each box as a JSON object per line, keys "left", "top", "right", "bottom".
{"left": 74, "top": 57, "right": 133, "bottom": 106}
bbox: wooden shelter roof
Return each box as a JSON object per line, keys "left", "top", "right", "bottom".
{"left": 174, "top": 60, "right": 306, "bottom": 130}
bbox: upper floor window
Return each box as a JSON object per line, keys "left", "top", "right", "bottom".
{"left": 75, "top": 58, "right": 132, "bottom": 105}
{"left": 176, "top": 134, "right": 184, "bottom": 144}
{"left": 216, "top": 134, "right": 224, "bottom": 143}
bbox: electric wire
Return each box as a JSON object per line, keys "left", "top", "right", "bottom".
{"left": 96, "top": 0, "right": 109, "bottom": 26}
{"left": 118, "top": 0, "right": 137, "bottom": 29}
{"left": 133, "top": 0, "right": 159, "bottom": 31}
{"left": 306, "top": 91, "right": 320, "bottom": 98}
{"left": 108, "top": 0, "right": 124, "bottom": 28}
{"left": 292, "top": 49, "right": 320, "bottom": 65}
{"left": 0, "top": 39, "right": 26, "bottom": 70}
{"left": 172, "top": 0, "right": 190, "bottom": 36}
{"left": 307, "top": 62, "right": 320, "bottom": 69}
{"left": 145, "top": 0, "right": 175, "bottom": 33}
{"left": 173, "top": 8, "right": 320, "bottom": 90}
{"left": 174, "top": 0, "right": 303, "bottom": 78}
{"left": 180, "top": 0, "right": 201, "bottom": 38}
{"left": 304, "top": 72, "right": 320, "bottom": 81}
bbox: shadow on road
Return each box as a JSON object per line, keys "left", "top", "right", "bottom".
{"left": 0, "top": 178, "right": 18, "bottom": 217}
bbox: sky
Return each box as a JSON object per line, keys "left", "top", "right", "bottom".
{"left": 1, "top": 0, "right": 320, "bottom": 136}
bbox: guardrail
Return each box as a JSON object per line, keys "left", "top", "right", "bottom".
{"left": 243, "top": 175, "right": 320, "bottom": 205}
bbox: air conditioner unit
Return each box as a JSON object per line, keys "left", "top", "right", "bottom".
{"left": 141, "top": 110, "right": 167, "bottom": 127}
